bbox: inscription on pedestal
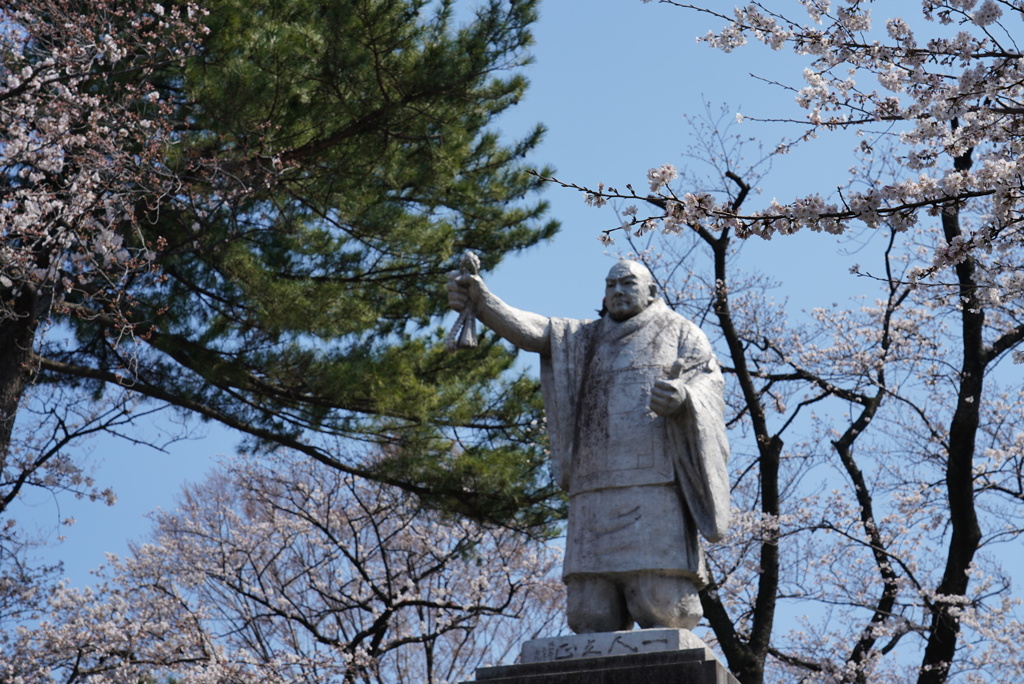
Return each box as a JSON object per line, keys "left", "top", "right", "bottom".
{"left": 520, "top": 628, "right": 712, "bottom": 664}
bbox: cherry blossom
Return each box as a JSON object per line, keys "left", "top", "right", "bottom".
{"left": 609, "top": 98, "right": 1024, "bottom": 682}
{"left": 1, "top": 453, "right": 564, "bottom": 683}
{"left": 562, "top": 1, "right": 1024, "bottom": 277}
{"left": 0, "top": 0, "right": 209, "bottom": 335}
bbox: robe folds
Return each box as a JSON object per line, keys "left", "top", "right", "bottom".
{"left": 539, "top": 299, "right": 730, "bottom": 583}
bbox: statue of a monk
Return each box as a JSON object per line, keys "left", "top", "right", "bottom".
{"left": 447, "top": 259, "right": 730, "bottom": 633}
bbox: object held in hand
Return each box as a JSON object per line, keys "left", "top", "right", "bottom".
{"left": 446, "top": 251, "right": 481, "bottom": 351}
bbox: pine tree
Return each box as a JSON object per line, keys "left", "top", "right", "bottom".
{"left": 2, "top": 0, "right": 561, "bottom": 532}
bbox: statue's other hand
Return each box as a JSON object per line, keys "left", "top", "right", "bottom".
{"left": 650, "top": 378, "right": 687, "bottom": 416}
{"left": 446, "top": 271, "right": 486, "bottom": 312}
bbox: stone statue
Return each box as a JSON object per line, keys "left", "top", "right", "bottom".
{"left": 447, "top": 259, "right": 730, "bottom": 634}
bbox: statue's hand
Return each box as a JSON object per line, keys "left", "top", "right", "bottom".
{"left": 650, "top": 377, "right": 688, "bottom": 416}
{"left": 446, "top": 271, "right": 486, "bottom": 312}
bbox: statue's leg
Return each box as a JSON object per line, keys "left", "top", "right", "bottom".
{"left": 565, "top": 575, "right": 632, "bottom": 633}
{"left": 624, "top": 573, "right": 702, "bottom": 630}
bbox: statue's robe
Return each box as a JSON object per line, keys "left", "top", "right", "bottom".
{"left": 539, "top": 299, "right": 730, "bottom": 583}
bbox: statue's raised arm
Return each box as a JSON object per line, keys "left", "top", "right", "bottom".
{"left": 446, "top": 270, "right": 551, "bottom": 355}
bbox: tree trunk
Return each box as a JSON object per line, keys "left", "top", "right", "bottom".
{"left": 917, "top": 189, "right": 984, "bottom": 684}
{"left": 0, "top": 283, "right": 44, "bottom": 483}
{"left": 708, "top": 230, "right": 779, "bottom": 684}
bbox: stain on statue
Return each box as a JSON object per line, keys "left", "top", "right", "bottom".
{"left": 447, "top": 259, "right": 730, "bottom": 634}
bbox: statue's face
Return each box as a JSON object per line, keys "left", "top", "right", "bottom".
{"left": 604, "top": 262, "right": 655, "bottom": 321}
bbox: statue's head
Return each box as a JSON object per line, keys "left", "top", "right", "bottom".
{"left": 603, "top": 260, "right": 657, "bottom": 321}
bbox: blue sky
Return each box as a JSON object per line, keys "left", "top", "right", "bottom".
{"left": 28, "top": 0, "right": 911, "bottom": 588}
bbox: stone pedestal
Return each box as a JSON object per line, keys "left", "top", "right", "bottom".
{"left": 463, "top": 629, "right": 738, "bottom": 684}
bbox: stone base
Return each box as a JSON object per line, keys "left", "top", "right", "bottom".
{"left": 520, "top": 628, "right": 712, "bottom": 664}
{"left": 464, "top": 630, "right": 738, "bottom": 684}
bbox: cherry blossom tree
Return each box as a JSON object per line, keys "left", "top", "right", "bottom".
{"left": 0, "top": 0, "right": 210, "bottom": 650}
{"left": 595, "top": 82, "right": 1024, "bottom": 684}
{"left": 1, "top": 452, "right": 564, "bottom": 683}
{"left": 0, "top": 0, "right": 208, "bottom": 453}
{"left": 548, "top": 2, "right": 1024, "bottom": 680}
{"left": 576, "top": 0, "right": 1024, "bottom": 285}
